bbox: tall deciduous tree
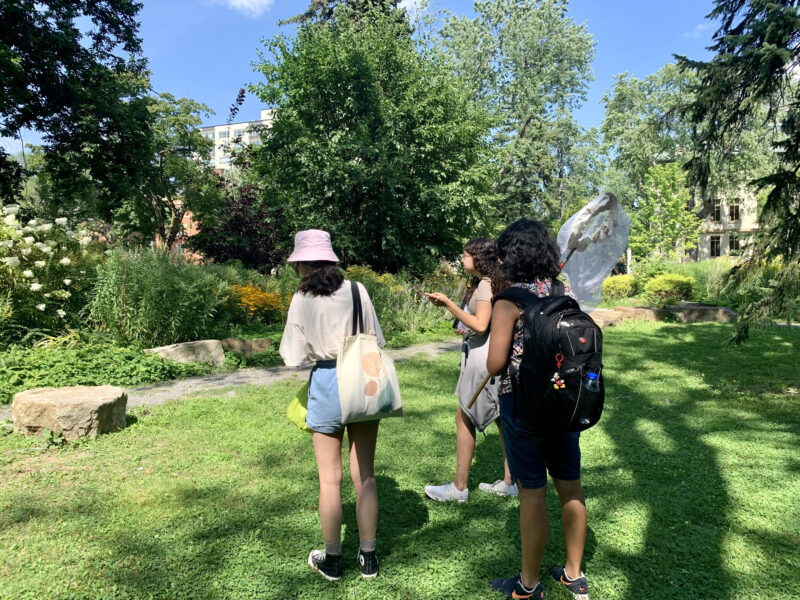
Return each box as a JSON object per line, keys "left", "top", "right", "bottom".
{"left": 440, "top": 0, "right": 596, "bottom": 226}
{"left": 0, "top": 0, "right": 150, "bottom": 205}
{"left": 628, "top": 163, "right": 701, "bottom": 260}
{"left": 249, "top": 8, "right": 495, "bottom": 272}
{"left": 280, "top": 0, "right": 405, "bottom": 25}
{"left": 676, "top": 0, "right": 800, "bottom": 340}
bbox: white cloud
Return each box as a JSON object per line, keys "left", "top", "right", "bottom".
{"left": 683, "top": 22, "right": 714, "bottom": 39}
{"left": 213, "top": 0, "right": 275, "bottom": 19}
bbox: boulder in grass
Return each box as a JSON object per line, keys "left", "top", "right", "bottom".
{"left": 221, "top": 337, "right": 271, "bottom": 356}
{"left": 12, "top": 385, "right": 127, "bottom": 441}
{"left": 666, "top": 303, "right": 737, "bottom": 323}
{"left": 145, "top": 340, "right": 225, "bottom": 365}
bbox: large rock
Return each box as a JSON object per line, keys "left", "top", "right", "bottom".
{"left": 220, "top": 337, "right": 271, "bottom": 356}
{"left": 588, "top": 309, "right": 624, "bottom": 329}
{"left": 145, "top": 339, "right": 225, "bottom": 365}
{"left": 665, "top": 302, "right": 737, "bottom": 323}
{"left": 12, "top": 385, "right": 127, "bottom": 441}
{"left": 613, "top": 306, "right": 674, "bottom": 321}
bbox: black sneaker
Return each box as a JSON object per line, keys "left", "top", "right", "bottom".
{"left": 550, "top": 566, "right": 589, "bottom": 599}
{"left": 357, "top": 549, "right": 379, "bottom": 578}
{"left": 307, "top": 550, "right": 342, "bottom": 581}
{"left": 490, "top": 574, "right": 545, "bottom": 599}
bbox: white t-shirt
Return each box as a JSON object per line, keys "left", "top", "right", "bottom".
{"left": 279, "top": 280, "right": 385, "bottom": 368}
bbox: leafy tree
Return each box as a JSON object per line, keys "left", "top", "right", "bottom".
{"left": 628, "top": 163, "right": 701, "bottom": 260}
{"left": 0, "top": 0, "right": 150, "bottom": 205}
{"left": 281, "top": 0, "right": 405, "bottom": 25}
{"left": 440, "top": 0, "right": 596, "bottom": 225}
{"left": 249, "top": 8, "right": 495, "bottom": 272}
{"left": 134, "top": 94, "right": 221, "bottom": 249}
{"left": 676, "top": 0, "right": 800, "bottom": 340}
{"left": 186, "top": 180, "right": 288, "bottom": 273}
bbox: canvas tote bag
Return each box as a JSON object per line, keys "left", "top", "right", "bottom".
{"left": 337, "top": 282, "right": 403, "bottom": 424}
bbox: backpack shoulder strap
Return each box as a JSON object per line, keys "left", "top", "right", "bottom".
{"left": 493, "top": 286, "right": 542, "bottom": 308}
{"left": 552, "top": 279, "right": 565, "bottom": 297}
{"left": 350, "top": 281, "right": 364, "bottom": 335}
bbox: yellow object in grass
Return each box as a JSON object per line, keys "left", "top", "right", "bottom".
{"left": 286, "top": 382, "right": 312, "bottom": 433}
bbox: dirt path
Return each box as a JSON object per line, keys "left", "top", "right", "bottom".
{"left": 0, "top": 339, "right": 460, "bottom": 421}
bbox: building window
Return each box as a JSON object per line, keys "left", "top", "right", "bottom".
{"left": 234, "top": 129, "right": 244, "bottom": 138}
{"left": 711, "top": 202, "right": 721, "bottom": 222}
{"left": 710, "top": 235, "right": 721, "bottom": 258}
{"left": 204, "top": 131, "right": 215, "bottom": 140}
{"left": 729, "top": 234, "right": 741, "bottom": 254}
{"left": 218, "top": 130, "right": 229, "bottom": 139}
{"left": 729, "top": 200, "right": 740, "bottom": 221}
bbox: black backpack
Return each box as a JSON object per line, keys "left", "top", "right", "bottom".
{"left": 494, "top": 282, "right": 604, "bottom": 433}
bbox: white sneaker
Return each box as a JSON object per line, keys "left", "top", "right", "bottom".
{"left": 478, "top": 480, "right": 519, "bottom": 497}
{"left": 424, "top": 482, "right": 469, "bottom": 503}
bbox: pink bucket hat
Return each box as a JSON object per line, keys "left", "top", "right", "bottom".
{"left": 287, "top": 229, "right": 340, "bottom": 263}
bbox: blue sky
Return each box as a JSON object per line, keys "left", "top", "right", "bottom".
{"left": 4, "top": 0, "right": 721, "bottom": 152}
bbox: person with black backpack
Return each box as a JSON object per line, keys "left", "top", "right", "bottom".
{"left": 486, "top": 219, "right": 595, "bottom": 600}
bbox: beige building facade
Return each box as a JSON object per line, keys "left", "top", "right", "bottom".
{"left": 199, "top": 108, "right": 274, "bottom": 170}
{"left": 696, "top": 191, "right": 759, "bottom": 260}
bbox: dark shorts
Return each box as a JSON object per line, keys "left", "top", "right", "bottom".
{"left": 499, "top": 393, "right": 581, "bottom": 489}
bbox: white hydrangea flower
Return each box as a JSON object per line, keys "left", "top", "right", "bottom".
{"left": 62, "top": 291, "right": 71, "bottom": 298}
{"left": 59, "top": 257, "right": 72, "bottom": 266}
{"left": 22, "top": 236, "right": 34, "bottom": 245}
{"left": 2, "top": 204, "right": 20, "bottom": 215}
{"left": 2, "top": 256, "right": 20, "bottom": 267}
{"left": 38, "top": 223, "right": 54, "bottom": 232}
{"left": 45, "top": 240, "right": 57, "bottom": 248}
{"left": 27, "top": 219, "right": 37, "bottom": 226}
{"left": 21, "top": 247, "right": 32, "bottom": 256}
{"left": 57, "top": 309, "right": 66, "bottom": 318}
{"left": 66, "top": 230, "right": 75, "bottom": 237}
{"left": 1, "top": 240, "right": 13, "bottom": 248}
{"left": 55, "top": 218, "right": 68, "bottom": 226}
{"left": 22, "top": 270, "right": 34, "bottom": 278}
{"left": 3, "top": 214, "right": 16, "bottom": 226}
{"left": 34, "top": 260, "right": 46, "bottom": 268}
{"left": 41, "top": 246, "right": 53, "bottom": 254}
{"left": 63, "top": 278, "right": 72, "bottom": 285}
{"left": 30, "top": 283, "right": 43, "bottom": 291}
{"left": 36, "top": 304, "right": 46, "bottom": 311}
{"left": 44, "top": 293, "right": 51, "bottom": 298}
{"left": 79, "top": 237, "right": 91, "bottom": 247}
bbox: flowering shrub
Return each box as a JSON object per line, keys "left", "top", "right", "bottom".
{"left": 231, "top": 284, "right": 286, "bottom": 319}
{"left": 0, "top": 204, "right": 97, "bottom": 344}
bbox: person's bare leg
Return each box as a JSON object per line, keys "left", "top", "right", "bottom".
{"left": 495, "top": 419, "right": 513, "bottom": 486}
{"left": 312, "top": 431, "right": 344, "bottom": 545}
{"left": 553, "top": 477, "right": 587, "bottom": 580}
{"left": 347, "top": 422, "right": 379, "bottom": 542}
{"left": 518, "top": 483, "right": 548, "bottom": 590}
{"left": 454, "top": 407, "right": 476, "bottom": 491}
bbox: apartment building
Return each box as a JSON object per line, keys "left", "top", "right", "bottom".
{"left": 696, "top": 191, "right": 759, "bottom": 260}
{"left": 199, "top": 108, "right": 274, "bottom": 170}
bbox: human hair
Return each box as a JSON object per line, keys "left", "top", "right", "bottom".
{"left": 462, "top": 237, "right": 510, "bottom": 305}
{"left": 496, "top": 219, "right": 561, "bottom": 283}
{"left": 297, "top": 261, "right": 345, "bottom": 296}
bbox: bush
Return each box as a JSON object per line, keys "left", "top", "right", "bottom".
{"left": 667, "top": 258, "right": 735, "bottom": 304}
{"left": 0, "top": 205, "right": 101, "bottom": 345}
{"left": 0, "top": 343, "right": 210, "bottom": 404}
{"left": 644, "top": 273, "right": 694, "bottom": 308}
{"left": 87, "top": 249, "right": 230, "bottom": 347}
{"left": 602, "top": 274, "right": 638, "bottom": 301}
{"left": 631, "top": 255, "right": 670, "bottom": 289}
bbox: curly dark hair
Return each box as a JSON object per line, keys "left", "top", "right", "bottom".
{"left": 496, "top": 219, "right": 561, "bottom": 282}
{"left": 462, "top": 238, "right": 510, "bottom": 306}
{"left": 297, "top": 262, "right": 345, "bottom": 296}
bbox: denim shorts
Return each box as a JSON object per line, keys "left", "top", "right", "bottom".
{"left": 305, "top": 362, "right": 379, "bottom": 434}
{"left": 499, "top": 393, "right": 581, "bottom": 489}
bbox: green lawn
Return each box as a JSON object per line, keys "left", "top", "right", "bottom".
{"left": 1, "top": 321, "right": 798, "bottom": 599}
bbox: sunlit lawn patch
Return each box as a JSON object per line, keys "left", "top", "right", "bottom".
{"left": 0, "top": 322, "right": 798, "bottom": 599}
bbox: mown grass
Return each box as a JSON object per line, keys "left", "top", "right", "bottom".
{"left": 0, "top": 321, "right": 798, "bottom": 599}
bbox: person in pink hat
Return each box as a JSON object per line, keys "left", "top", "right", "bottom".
{"left": 279, "top": 229, "right": 385, "bottom": 582}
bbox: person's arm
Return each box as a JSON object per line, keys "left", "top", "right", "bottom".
{"left": 424, "top": 292, "right": 492, "bottom": 334}
{"left": 486, "top": 299, "right": 519, "bottom": 375}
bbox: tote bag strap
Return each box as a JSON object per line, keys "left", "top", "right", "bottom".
{"left": 350, "top": 281, "right": 365, "bottom": 336}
